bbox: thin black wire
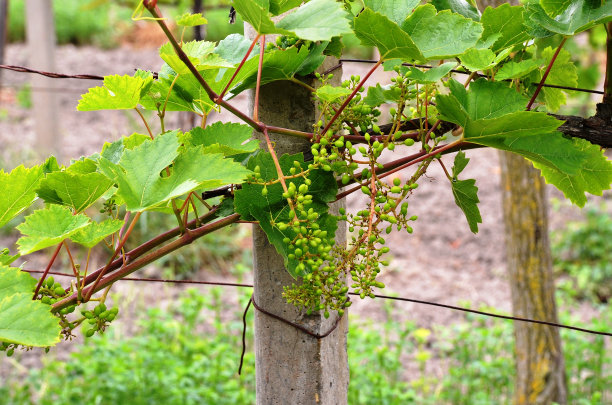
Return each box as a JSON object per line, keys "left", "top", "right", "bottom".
{"left": 0, "top": 62, "right": 605, "bottom": 96}
{"left": 338, "top": 58, "right": 605, "bottom": 95}
{"left": 22, "top": 269, "right": 612, "bottom": 338}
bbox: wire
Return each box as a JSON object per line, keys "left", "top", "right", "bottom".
{"left": 22, "top": 269, "right": 612, "bottom": 338}
{"left": 338, "top": 58, "right": 605, "bottom": 95}
{"left": 1, "top": 62, "right": 605, "bottom": 95}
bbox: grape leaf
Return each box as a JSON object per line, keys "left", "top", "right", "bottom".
{"left": 295, "top": 41, "right": 328, "bottom": 76}
{"left": 363, "top": 0, "right": 420, "bottom": 25}
{"left": 77, "top": 74, "right": 151, "bottom": 111}
{"left": 452, "top": 178, "right": 481, "bottom": 233}
{"left": 0, "top": 265, "right": 36, "bottom": 300}
{"left": 451, "top": 151, "right": 481, "bottom": 233}
{"left": 16, "top": 205, "right": 90, "bottom": 255}
{"left": 459, "top": 48, "right": 512, "bottom": 72}
{"left": 37, "top": 166, "right": 113, "bottom": 213}
{"left": 526, "top": 0, "right": 612, "bottom": 36}
{"left": 533, "top": 138, "right": 612, "bottom": 208}
{"left": 464, "top": 112, "right": 587, "bottom": 175}
{"left": 353, "top": 8, "right": 423, "bottom": 61}
{"left": 431, "top": 0, "right": 480, "bottom": 21}
{"left": 275, "top": 0, "right": 352, "bottom": 41}
{"left": 0, "top": 164, "right": 45, "bottom": 228}
{"left": 495, "top": 59, "right": 542, "bottom": 80}
{"left": 401, "top": 4, "right": 483, "bottom": 60}
{"left": 452, "top": 149, "right": 470, "bottom": 178}
{"left": 0, "top": 293, "right": 61, "bottom": 347}
{"left": 480, "top": 4, "right": 530, "bottom": 52}
{"left": 70, "top": 219, "right": 124, "bottom": 248}
{"left": 407, "top": 62, "right": 456, "bottom": 83}
{"left": 98, "top": 132, "right": 251, "bottom": 212}
{"left": 176, "top": 12, "right": 208, "bottom": 26}
{"left": 315, "top": 85, "right": 352, "bottom": 103}
{"left": 187, "top": 122, "right": 260, "bottom": 156}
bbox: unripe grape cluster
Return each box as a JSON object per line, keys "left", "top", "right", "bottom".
{"left": 251, "top": 64, "right": 447, "bottom": 315}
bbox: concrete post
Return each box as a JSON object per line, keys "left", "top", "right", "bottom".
{"left": 0, "top": 0, "right": 8, "bottom": 87}
{"left": 246, "top": 32, "right": 349, "bottom": 405}
{"left": 26, "top": 0, "right": 61, "bottom": 160}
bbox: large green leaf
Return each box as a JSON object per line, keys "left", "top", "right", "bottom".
{"left": 37, "top": 165, "right": 113, "bottom": 213}
{"left": 451, "top": 151, "right": 481, "bottom": 233}
{"left": 401, "top": 4, "right": 483, "bottom": 60}
{"left": 215, "top": 34, "right": 260, "bottom": 65}
{"left": 363, "top": 83, "right": 402, "bottom": 107}
{"left": 70, "top": 219, "right": 124, "bottom": 248}
{"left": 480, "top": 4, "right": 530, "bottom": 52}
{"left": 187, "top": 122, "right": 260, "bottom": 156}
{"left": 534, "top": 138, "right": 612, "bottom": 208}
{"left": 98, "top": 132, "right": 251, "bottom": 212}
{"left": 0, "top": 265, "right": 36, "bottom": 300}
{"left": 431, "top": 0, "right": 480, "bottom": 21}
{"left": 0, "top": 164, "right": 44, "bottom": 228}
{"left": 459, "top": 47, "right": 511, "bottom": 72}
{"left": 526, "top": 0, "right": 612, "bottom": 36}
{"left": 77, "top": 74, "right": 151, "bottom": 111}
{"left": 363, "top": 0, "right": 420, "bottom": 25}
{"left": 464, "top": 112, "right": 586, "bottom": 174}
{"left": 0, "top": 293, "right": 61, "bottom": 347}
{"left": 16, "top": 205, "right": 90, "bottom": 255}
{"left": 275, "top": 0, "right": 352, "bottom": 41}
{"left": 353, "top": 8, "right": 423, "bottom": 61}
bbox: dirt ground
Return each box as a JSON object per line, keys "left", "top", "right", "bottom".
{"left": 1, "top": 43, "right": 610, "bottom": 361}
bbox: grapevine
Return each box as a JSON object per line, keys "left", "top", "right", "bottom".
{"left": 0, "top": 0, "right": 611, "bottom": 352}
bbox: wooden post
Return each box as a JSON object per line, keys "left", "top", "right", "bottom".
{"left": 246, "top": 30, "right": 349, "bottom": 405}
{"left": 26, "top": 0, "right": 61, "bottom": 160}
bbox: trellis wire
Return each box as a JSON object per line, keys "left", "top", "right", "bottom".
{"left": 0, "top": 63, "right": 606, "bottom": 95}
{"left": 22, "top": 269, "right": 612, "bottom": 338}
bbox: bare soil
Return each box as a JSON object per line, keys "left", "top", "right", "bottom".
{"left": 1, "top": 43, "right": 610, "bottom": 374}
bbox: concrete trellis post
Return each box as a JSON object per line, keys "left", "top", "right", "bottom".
{"left": 26, "top": 0, "right": 60, "bottom": 160}
{"left": 246, "top": 31, "right": 349, "bottom": 405}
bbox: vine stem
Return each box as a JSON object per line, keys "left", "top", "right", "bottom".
{"left": 84, "top": 211, "right": 142, "bottom": 301}
{"left": 604, "top": 22, "right": 612, "bottom": 104}
{"left": 134, "top": 107, "right": 154, "bottom": 139}
{"left": 144, "top": 4, "right": 315, "bottom": 141}
{"left": 32, "top": 242, "right": 63, "bottom": 299}
{"left": 253, "top": 35, "right": 266, "bottom": 123}
{"left": 79, "top": 207, "right": 219, "bottom": 289}
{"left": 335, "top": 140, "right": 463, "bottom": 201}
{"left": 526, "top": 37, "right": 567, "bottom": 111}
{"left": 53, "top": 213, "right": 241, "bottom": 312}
{"left": 218, "top": 34, "right": 260, "bottom": 101}
{"left": 320, "top": 59, "right": 383, "bottom": 138}
{"left": 262, "top": 127, "right": 297, "bottom": 218}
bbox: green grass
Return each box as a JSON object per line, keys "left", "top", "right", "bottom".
{"left": 2, "top": 288, "right": 611, "bottom": 404}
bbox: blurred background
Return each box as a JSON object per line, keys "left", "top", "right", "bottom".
{"left": 0, "top": 1, "right": 611, "bottom": 403}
